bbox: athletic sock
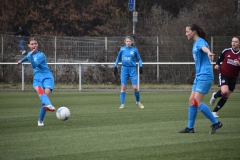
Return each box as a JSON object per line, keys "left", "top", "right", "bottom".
{"left": 39, "top": 103, "right": 46, "bottom": 121}
{"left": 187, "top": 106, "right": 198, "bottom": 129}
{"left": 215, "top": 90, "right": 223, "bottom": 98}
{"left": 198, "top": 103, "right": 218, "bottom": 124}
{"left": 40, "top": 94, "right": 51, "bottom": 105}
{"left": 134, "top": 91, "right": 140, "bottom": 102}
{"left": 213, "top": 97, "right": 227, "bottom": 112}
{"left": 120, "top": 92, "right": 126, "bottom": 105}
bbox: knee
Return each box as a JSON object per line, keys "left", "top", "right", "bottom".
{"left": 44, "top": 88, "right": 52, "bottom": 97}
{"left": 189, "top": 98, "right": 199, "bottom": 107}
{"left": 121, "top": 86, "right": 126, "bottom": 92}
{"left": 221, "top": 90, "right": 228, "bottom": 96}
{"left": 133, "top": 87, "right": 138, "bottom": 92}
{"left": 35, "top": 86, "right": 44, "bottom": 96}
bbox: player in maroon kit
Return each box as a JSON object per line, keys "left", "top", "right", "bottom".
{"left": 210, "top": 37, "right": 240, "bottom": 117}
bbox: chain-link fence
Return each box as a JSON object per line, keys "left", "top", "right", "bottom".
{"left": 0, "top": 35, "right": 239, "bottom": 86}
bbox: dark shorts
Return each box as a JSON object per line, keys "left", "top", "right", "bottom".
{"left": 218, "top": 74, "right": 237, "bottom": 92}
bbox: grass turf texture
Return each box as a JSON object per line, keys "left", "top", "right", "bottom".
{"left": 0, "top": 92, "right": 240, "bottom": 160}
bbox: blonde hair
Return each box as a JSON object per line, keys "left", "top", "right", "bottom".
{"left": 124, "top": 36, "right": 134, "bottom": 46}
{"left": 124, "top": 36, "right": 134, "bottom": 43}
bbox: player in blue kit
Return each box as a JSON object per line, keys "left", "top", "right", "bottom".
{"left": 178, "top": 24, "right": 222, "bottom": 134}
{"left": 17, "top": 38, "right": 55, "bottom": 126}
{"left": 114, "top": 36, "right": 144, "bottom": 109}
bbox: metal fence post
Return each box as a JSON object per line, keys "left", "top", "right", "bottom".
{"left": 54, "top": 37, "right": 57, "bottom": 80}
{"left": 211, "top": 36, "right": 213, "bottom": 53}
{"left": 157, "top": 36, "right": 159, "bottom": 82}
{"left": 22, "top": 64, "right": 24, "bottom": 91}
{"left": 79, "top": 64, "right": 82, "bottom": 91}
{"left": 105, "top": 37, "right": 107, "bottom": 62}
{"left": 1, "top": 36, "right": 3, "bottom": 78}
{"left": 1, "top": 36, "right": 3, "bottom": 62}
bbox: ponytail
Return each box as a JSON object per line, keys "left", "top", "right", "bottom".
{"left": 198, "top": 28, "right": 206, "bottom": 39}
{"left": 187, "top": 24, "right": 206, "bottom": 40}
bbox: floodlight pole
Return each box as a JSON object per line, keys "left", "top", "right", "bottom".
{"left": 132, "top": 0, "right": 137, "bottom": 35}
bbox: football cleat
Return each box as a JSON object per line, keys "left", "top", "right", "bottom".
{"left": 43, "top": 105, "right": 55, "bottom": 112}
{"left": 178, "top": 127, "right": 195, "bottom": 133}
{"left": 210, "top": 121, "right": 222, "bottom": 134}
{"left": 136, "top": 102, "right": 144, "bottom": 109}
{"left": 22, "top": 50, "right": 26, "bottom": 54}
{"left": 209, "top": 92, "right": 216, "bottom": 106}
{"left": 119, "top": 104, "right": 125, "bottom": 109}
{"left": 212, "top": 112, "right": 219, "bottom": 117}
{"left": 38, "top": 120, "right": 44, "bottom": 126}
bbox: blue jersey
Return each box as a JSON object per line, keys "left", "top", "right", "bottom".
{"left": 192, "top": 38, "right": 213, "bottom": 80}
{"left": 20, "top": 50, "right": 52, "bottom": 75}
{"left": 115, "top": 46, "right": 143, "bottom": 67}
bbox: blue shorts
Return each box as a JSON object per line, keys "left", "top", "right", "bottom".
{"left": 192, "top": 78, "right": 213, "bottom": 94}
{"left": 120, "top": 66, "right": 138, "bottom": 86}
{"left": 33, "top": 72, "right": 54, "bottom": 90}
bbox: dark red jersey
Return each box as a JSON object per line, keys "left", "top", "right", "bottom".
{"left": 216, "top": 48, "right": 240, "bottom": 78}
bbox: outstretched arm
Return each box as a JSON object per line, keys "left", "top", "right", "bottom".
{"left": 202, "top": 46, "right": 215, "bottom": 61}
{"left": 17, "top": 56, "right": 28, "bottom": 64}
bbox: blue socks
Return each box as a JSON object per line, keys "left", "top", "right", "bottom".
{"left": 134, "top": 91, "right": 140, "bottom": 102}
{"left": 187, "top": 106, "right": 198, "bottom": 129}
{"left": 198, "top": 103, "right": 218, "bottom": 124}
{"left": 187, "top": 103, "right": 218, "bottom": 129}
{"left": 120, "top": 92, "right": 140, "bottom": 104}
{"left": 120, "top": 91, "right": 140, "bottom": 105}
{"left": 38, "top": 103, "right": 46, "bottom": 121}
{"left": 40, "top": 94, "right": 51, "bottom": 105}
{"left": 120, "top": 92, "right": 126, "bottom": 105}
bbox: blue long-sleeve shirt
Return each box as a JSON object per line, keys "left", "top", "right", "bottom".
{"left": 115, "top": 46, "right": 143, "bottom": 67}
{"left": 20, "top": 50, "right": 51, "bottom": 75}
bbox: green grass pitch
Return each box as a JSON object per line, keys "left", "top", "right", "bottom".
{"left": 0, "top": 91, "right": 240, "bottom": 160}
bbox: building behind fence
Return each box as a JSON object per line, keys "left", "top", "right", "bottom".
{"left": 0, "top": 34, "right": 239, "bottom": 85}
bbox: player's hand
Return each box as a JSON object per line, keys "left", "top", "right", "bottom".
{"left": 17, "top": 60, "right": 21, "bottom": 65}
{"left": 208, "top": 52, "right": 215, "bottom": 61}
{"left": 114, "top": 67, "right": 118, "bottom": 75}
{"left": 139, "top": 67, "right": 143, "bottom": 74}
{"left": 31, "top": 48, "right": 37, "bottom": 54}
{"left": 214, "top": 65, "right": 219, "bottom": 70}
{"left": 234, "top": 59, "right": 240, "bottom": 66}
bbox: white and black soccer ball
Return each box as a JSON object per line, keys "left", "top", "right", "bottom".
{"left": 56, "top": 107, "right": 70, "bottom": 121}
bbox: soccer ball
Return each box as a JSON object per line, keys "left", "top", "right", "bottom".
{"left": 56, "top": 107, "right": 70, "bottom": 121}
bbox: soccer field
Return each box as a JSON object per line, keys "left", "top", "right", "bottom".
{"left": 0, "top": 91, "right": 240, "bottom": 160}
